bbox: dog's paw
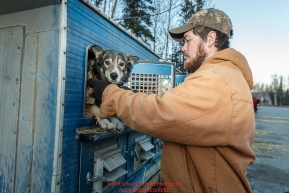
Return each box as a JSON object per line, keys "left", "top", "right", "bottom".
{"left": 115, "top": 122, "right": 124, "bottom": 133}
{"left": 98, "top": 119, "right": 115, "bottom": 130}
{"left": 109, "top": 117, "right": 124, "bottom": 132}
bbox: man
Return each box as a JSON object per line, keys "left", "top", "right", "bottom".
{"left": 253, "top": 96, "right": 260, "bottom": 113}
{"left": 89, "top": 8, "right": 256, "bottom": 193}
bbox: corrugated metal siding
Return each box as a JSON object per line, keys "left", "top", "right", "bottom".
{"left": 61, "top": 0, "right": 160, "bottom": 192}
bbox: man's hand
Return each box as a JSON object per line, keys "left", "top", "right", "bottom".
{"left": 88, "top": 79, "right": 111, "bottom": 106}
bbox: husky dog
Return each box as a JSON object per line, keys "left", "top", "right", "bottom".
{"left": 85, "top": 45, "right": 139, "bottom": 132}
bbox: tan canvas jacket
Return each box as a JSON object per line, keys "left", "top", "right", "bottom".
{"left": 100, "top": 48, "right": 256, "bottom": 193}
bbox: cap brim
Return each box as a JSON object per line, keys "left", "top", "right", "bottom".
{"left": 168, "top": 24, "right": 194, "bottom": 42}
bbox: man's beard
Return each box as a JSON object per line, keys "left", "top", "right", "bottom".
{"left": 185, "top": 42, "right": 208, "bottom": 73}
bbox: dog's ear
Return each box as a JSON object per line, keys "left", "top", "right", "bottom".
{"left": 89, "top": 45, "right": 105, "bottom": 60}
{"left": 126, "top": 54, "right": 139, "bottom": 66}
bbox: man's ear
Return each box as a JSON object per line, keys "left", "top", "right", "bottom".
{"left": 206, "top": 31, "right": 216, "bottom": 48}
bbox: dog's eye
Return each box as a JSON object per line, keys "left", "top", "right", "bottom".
{"left": 119, "top": 62, "right": 125, "bottom": 67}
{"left": 105, "top": 60, "right": 110, "bottom": 65}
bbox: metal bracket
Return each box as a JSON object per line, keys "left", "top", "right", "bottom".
{"left": 86, "top": 172, "right": 101, "bottom": 184}
{"left": 131, "top": 149, "right": 139, "bottom": 161}
{"left": 154, "top": 138, "right": 162, "bottom": 153}
{"left": 154, "top": 139, "right": 161, "bottom": 148}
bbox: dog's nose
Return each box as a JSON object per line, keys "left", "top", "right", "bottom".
{"left": 110, "top": 72, "right": 118, "bottom": 80}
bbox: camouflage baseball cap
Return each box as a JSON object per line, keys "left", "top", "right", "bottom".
{"left": 169, "top": 8, "right": 232, "bottom": 42}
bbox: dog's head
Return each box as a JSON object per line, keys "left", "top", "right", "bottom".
{"left": 88, "top": 45, "right": 139, "bottom": 85}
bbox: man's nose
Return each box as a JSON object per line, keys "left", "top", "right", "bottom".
{"left": 181, "top": 44, "right": 186, "bottom": 52}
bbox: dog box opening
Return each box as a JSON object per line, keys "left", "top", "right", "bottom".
{"left": 83, "top": 45, "right": 175, "bottom": 131}
{"left": 83, "top": 45, "right": 139, "bottom": 132}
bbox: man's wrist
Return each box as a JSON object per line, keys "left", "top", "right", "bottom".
{"left": 88, "top": 79, "right": 111, "bottom": 106}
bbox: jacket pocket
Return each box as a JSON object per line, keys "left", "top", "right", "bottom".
{"left": 161, "top": 142, "right": 195, "bottom": 192}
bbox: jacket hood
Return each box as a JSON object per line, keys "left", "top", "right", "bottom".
{"left": 203, "top": 48, "right": 253, "bottom": 89}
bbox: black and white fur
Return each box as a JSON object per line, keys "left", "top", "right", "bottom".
{"left": 85, "top": 45, "right": 139, "bottom": 132}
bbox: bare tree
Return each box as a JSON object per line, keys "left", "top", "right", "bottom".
{"left": 263, "top": 84, "right": 270, "bottom": 104}
{"left": 287, "top": 75, "right": 289, "bottom": 91}
{"left": 271, "top": 74, "right": 279, "bottom": 105}
{"left": 164, "top": 0, "right": 172, "bottom": 61}
{"left": 277, "top": 76, "right": 284, "bottom": 106}
{"left": 103, "top": 0, "right": 107, "bottom": 12}
{"left": 91, "top": 0, "right": 104, "bottom": 7}
{"left": 152, "top": 0, "right": 162, "bottom": 52}
{"left": 111, "top": 0, "right": 118, "bottom": 18}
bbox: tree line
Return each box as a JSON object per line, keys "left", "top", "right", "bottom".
{"left": 252, "top": 75, "right": 289, "bottom": 106}
{"left": 88, "top": 0, "right": 289, "bottom": 107}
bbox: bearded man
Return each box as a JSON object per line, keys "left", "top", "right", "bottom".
{"left": 89, "top": 8, "right": 256, "bottom": 193}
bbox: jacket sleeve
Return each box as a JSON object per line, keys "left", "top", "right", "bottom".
{"left": 100, "top": 71, "right": 245, "bottom": 146}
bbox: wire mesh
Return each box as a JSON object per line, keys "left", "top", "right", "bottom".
{"left": 125, "top": 73, "right": 173, "bottom": 96}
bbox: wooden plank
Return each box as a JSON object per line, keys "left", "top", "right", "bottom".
{"left": 14, "top": 34, "right": 38, "bottom": 193}
{"left": 30, "top": 31, "right": 59, "bottom": 193}
{"left": 0, "top": 26, "right": 23, "bottom": 193}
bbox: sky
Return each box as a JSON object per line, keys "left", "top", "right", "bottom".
{"left": 211, "top": 0, "right": 289, "bottom": 85}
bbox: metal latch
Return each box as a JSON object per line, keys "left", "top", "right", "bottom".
{"left": 86, "top": 172, "right": 114, "bottom": 184}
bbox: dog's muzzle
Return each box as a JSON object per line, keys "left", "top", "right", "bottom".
{"left": 110, "top": 72, "right": 118, "bottom": 80}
